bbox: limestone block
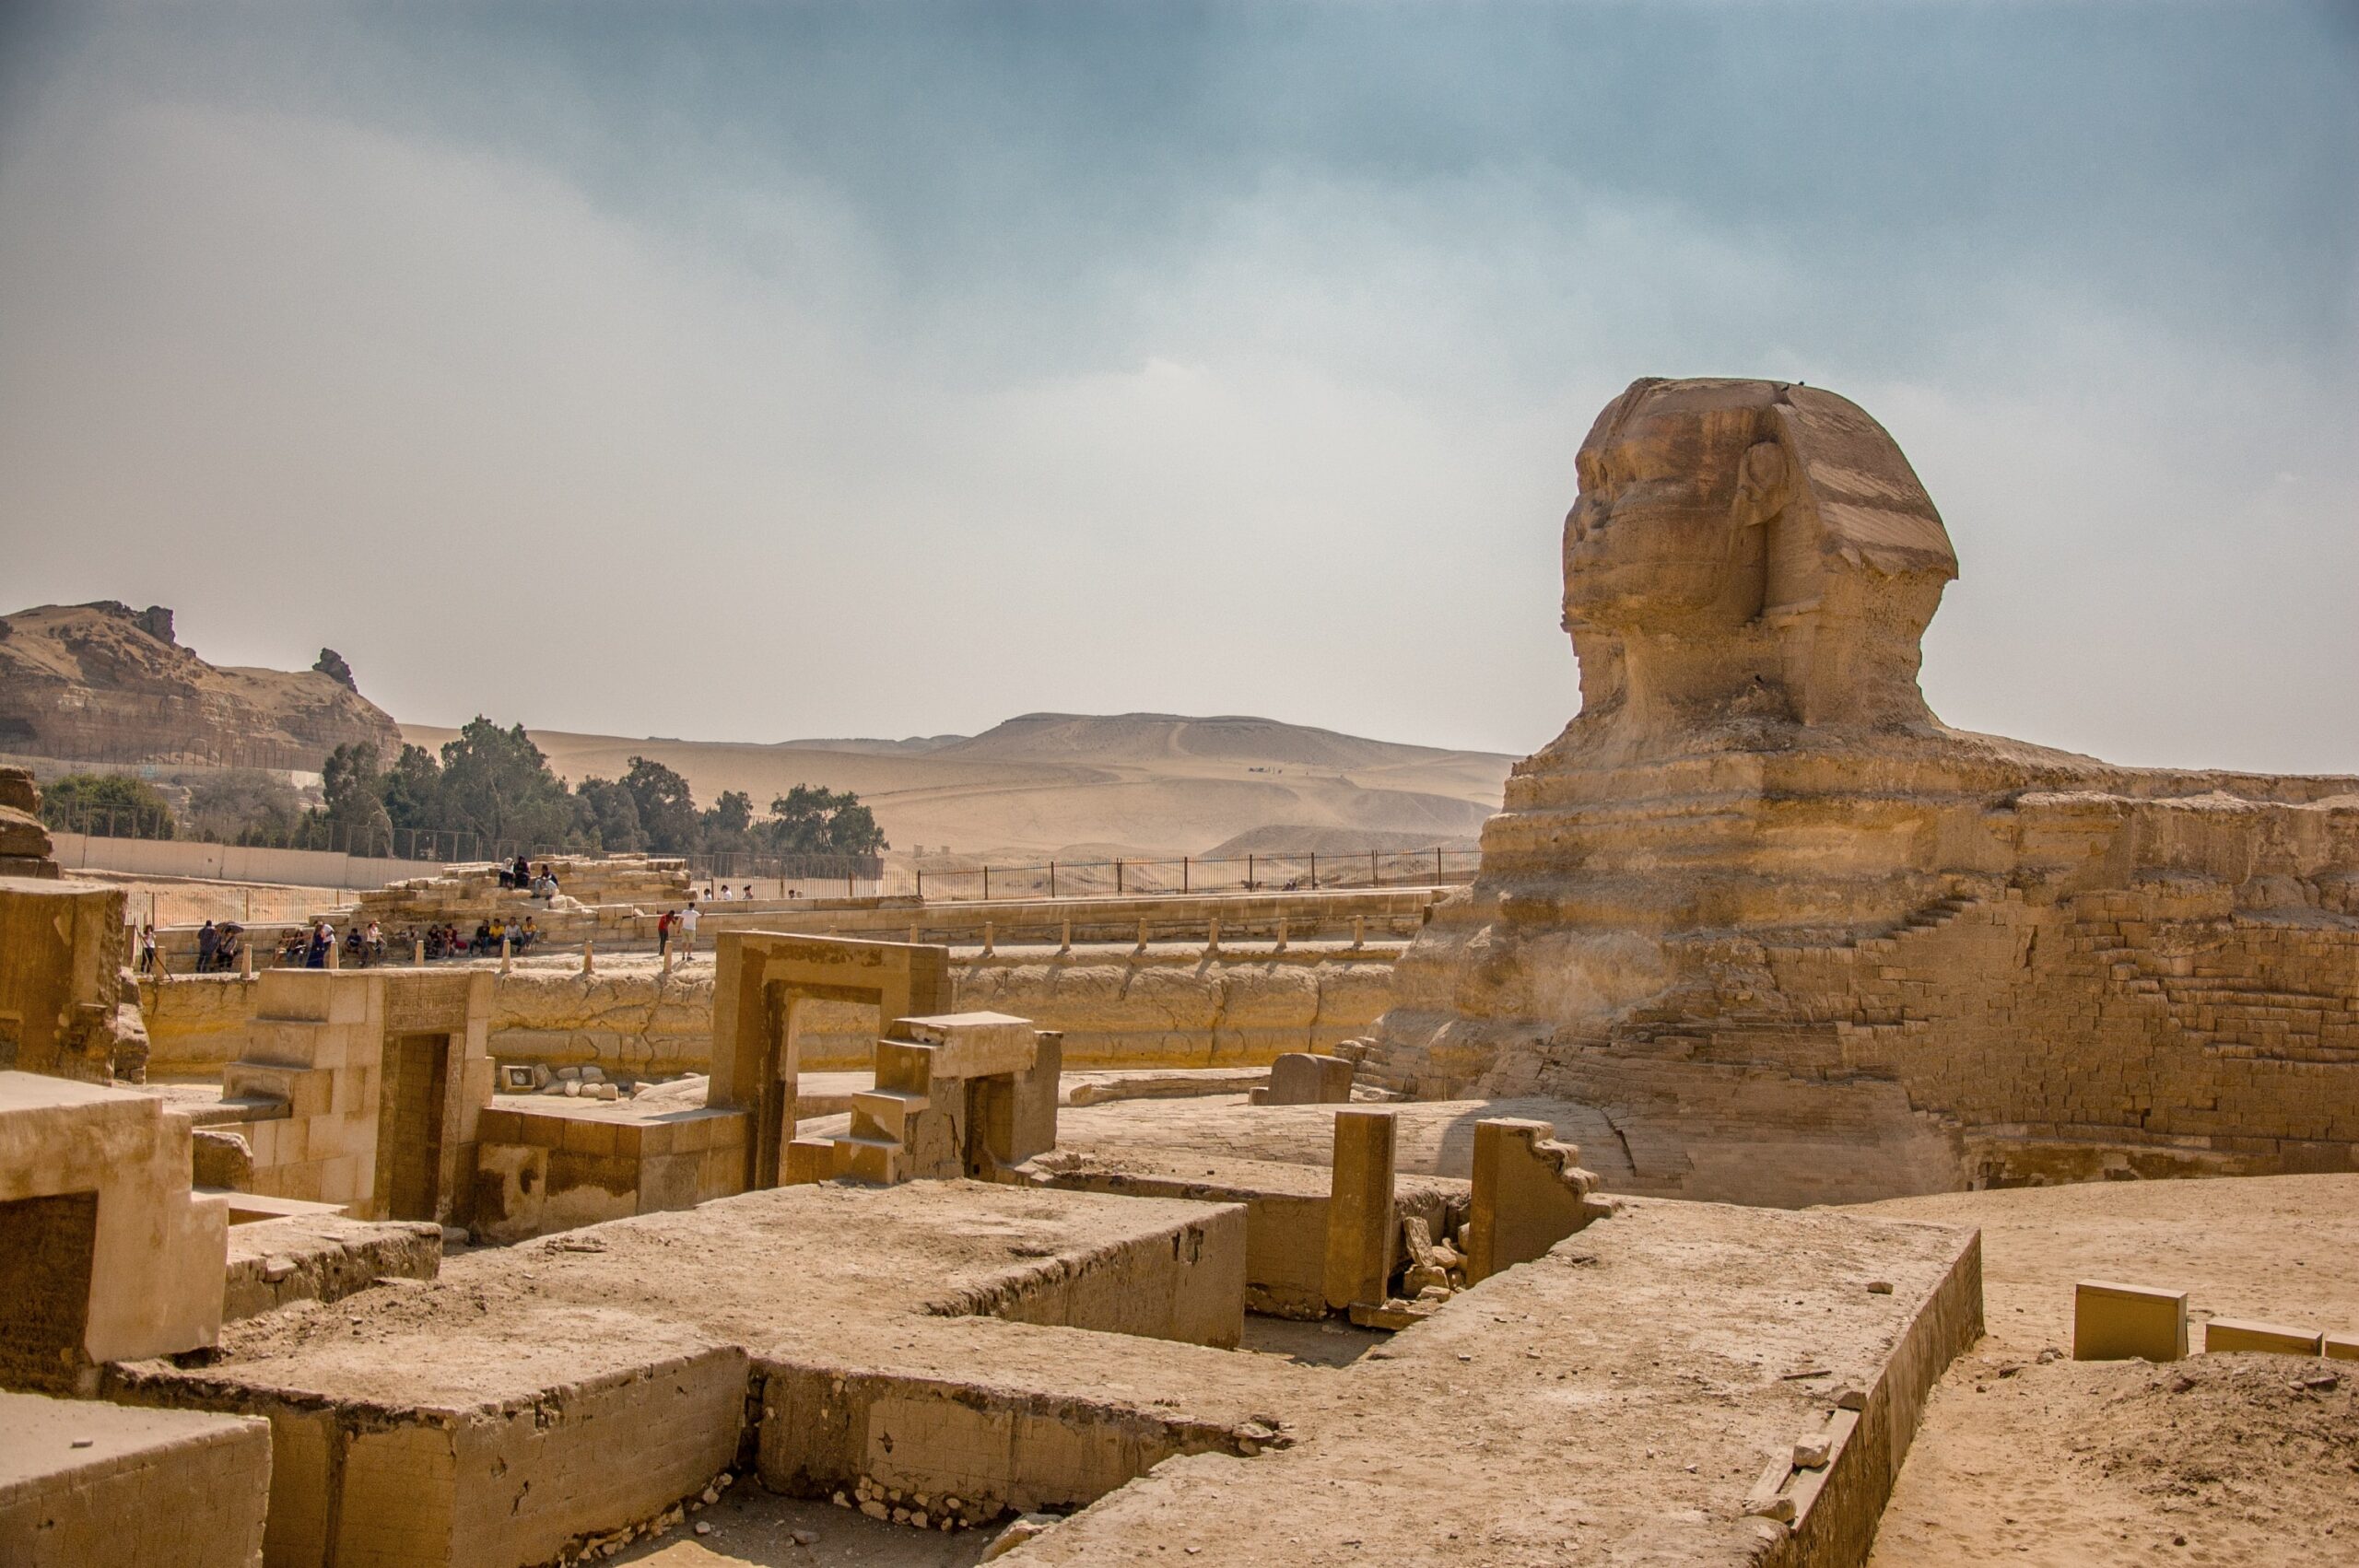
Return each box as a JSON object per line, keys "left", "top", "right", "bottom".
{"left": 1251, "top": 1052, "right": 1354, "bottom": 1106}
{"left": 1322, "top": 1109, "right": 1397, "bottom": 1310}
{"left": 1464, "top": 1117, "right": 1613, "bottom": 1285}
{"left": 0, "top": 1391, "right": 271, "bottom": 1568}
{"left": 2323, "top": 1331, "right": 2359, "bottom": 1362}
{"left": 893, "top": 1012, "right": 1037, "bottom": 1080}
{"left": 2203, "top": 1317, "right": 2323, "bottom": 1357}
{"left": 2073, "top": 1281, "right": 2188, "bottom": 1363}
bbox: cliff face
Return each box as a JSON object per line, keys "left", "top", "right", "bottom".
{"left": 0, "top": 602, "right": 401, "bottom": 767}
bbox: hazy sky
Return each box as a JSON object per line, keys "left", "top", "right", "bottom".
{"left": 2, "top": 3, "right": 2353, "bottom": 769}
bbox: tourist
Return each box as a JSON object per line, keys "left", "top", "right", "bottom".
{"left": 215, "top": 928, "right": 241, "bottom": 972}
{"left": 471, "top": 920, "right": 492, "bottom": 957}
{"left": 512, "top": 853, "right": 532, "bottom": 886}
{"left": 306, "top": 920, "right": 332, "bottom": 968}
{"left": 676, "top": 899, "right": 699, "bottom": 956}
{"left": 717, "top": 884, "right": 734, "bottom": 901}
{"left": 517, "top": 915, "right": 537, "bottom": 952}
{"left": 197, "top": 919, "right": 219, "bottom": 973}
{"left": 488, "top": 915, "right": 506, "bottom": 950}
{"left": 742, "top": 884, "right": 755, "bottom": 901}
{"left": 655, "top": 908, "right": 673, "bottom": 957}
{"left": 137, "top": 925, "right": 158, "bottom": 973}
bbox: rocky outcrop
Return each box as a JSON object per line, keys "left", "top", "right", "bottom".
{"left": 0, "top": 601, "right": 402, "bottom": 767}
{"left": 1367, "top": 377, "right": 2359, "bottom": 1200}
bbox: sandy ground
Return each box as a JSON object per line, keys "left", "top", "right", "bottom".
{"left": 77, "top": 872, "right": 346, "bottom": 926}
{"left": 1854, "top": 1176, "right": 2359, "bottom": 1566}
{"left": 616, "top": 1488, "right": 993, "bottom": 1568}
{"left": 404, "top": 714, "right": 1509, "bottom": 860}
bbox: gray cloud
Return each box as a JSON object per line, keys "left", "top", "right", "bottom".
{"left": 1, "top": 3, "right": 2353, "bottom": 769}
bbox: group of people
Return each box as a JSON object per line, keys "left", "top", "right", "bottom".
{"left": 654, "top": 900, "right": 701, "bottom": 957}
{"left": 186, "top": 920, "right": 243, "bottom": 972}
{"left": 497, "top": 855, "right": 563, "bottom": 899}
{"left": 264, "top": 919, "right": 384, "bottom": 969}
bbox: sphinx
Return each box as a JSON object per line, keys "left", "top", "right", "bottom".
{"left": 1363, "top": 378, "right": 2359, "bottom": 1202}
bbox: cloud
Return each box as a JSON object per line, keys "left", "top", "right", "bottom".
{"left": 0, "top": 4, "right": 2352, "bottom": 772}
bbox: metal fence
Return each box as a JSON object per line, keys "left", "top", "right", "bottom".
{"left": 906, "top": 847, "right": 1481, "bottom": 901}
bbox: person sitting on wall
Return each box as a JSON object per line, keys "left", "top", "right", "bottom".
{"left": 487, "top": 915, "right": 506, "bottom": 950}
{"left": 471, "top": 920, "right": 492, "bottom": 957}
{"left": 513, "top": 853, "right": 532, "bottom": 884}
{"left": 281, "top": 930, "right": 308, "bottom": 967}
{"left": 306, "top": 920, "right": 332, "bottom": 968}
{"left": 516, "top": 915, "right": 537, "bottom": 952}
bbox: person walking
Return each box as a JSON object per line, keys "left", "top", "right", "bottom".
{"left": 676, "top": 899, "right": 700, "bottom": 958}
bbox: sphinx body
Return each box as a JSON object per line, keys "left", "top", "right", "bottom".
{"left": 1362, "top": 379, "right": 2359, "bottom": 1203}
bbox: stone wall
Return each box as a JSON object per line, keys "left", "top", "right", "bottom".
{"left": 142, "top": 944, "right": 1405, "bottom": 1080}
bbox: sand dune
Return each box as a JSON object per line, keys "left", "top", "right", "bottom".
{"left": 400, "top": 711, "right": 1512, "bottom": 859}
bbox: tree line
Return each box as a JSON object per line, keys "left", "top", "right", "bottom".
{"left": 35, "top": 717, "right": 887, "bottom": 861}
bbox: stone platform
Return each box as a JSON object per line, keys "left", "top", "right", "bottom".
{"left": 0, "top": 1390, "right": 270, "bottom": 1567}
{"left": 107, "top": 1175, "right": 1976, "bottom": 1566}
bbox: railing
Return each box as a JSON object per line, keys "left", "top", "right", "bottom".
{"left": 907, "top": 848, "right": 1480, "bottom": 902}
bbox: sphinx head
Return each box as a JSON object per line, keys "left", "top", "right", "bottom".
{"left": 1562, "top": 378, "right": 1958, "bottom": 731}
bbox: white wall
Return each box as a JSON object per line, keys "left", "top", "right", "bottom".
{"left": 48, "top": 832, "right": 447, "bottom": 890}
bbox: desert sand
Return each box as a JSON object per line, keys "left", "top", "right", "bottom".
{"left": 402, "top": 711, "right": 1511, "bottom": 860}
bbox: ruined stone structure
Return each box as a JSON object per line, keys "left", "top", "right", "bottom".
{"left": 0, "top": 771, "right": 149, "bottom": 1082}
{"left": 1367, "top": 377, "right": 2359, "bottom": 1201}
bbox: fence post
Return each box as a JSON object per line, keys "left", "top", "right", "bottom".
{"left": 1182, "top": 857, "right": 1190, "bottom": 894}
{"left": 1434, "top": 847, "right": 1442, "bottom": 883}
{"left": 1309, "top": 851, "right": 1318, "bottom": 890}
{"left": 1049, "top": 860, "right": 1056, "bottom": 899}
{"left": 917, "top": 869, "right": 924, "bottom": 899}
{"left": 1248, "top": 853, "right": 1254, "bottom": 890}
{"left": 983, "top": 865, "right": 991, "bottom": 901}
{"left": 1371, "top": 849, "right": 1379, "bottom": 887}
{"left": 1115, "top": 859, "right": 1123, "bottom": 895}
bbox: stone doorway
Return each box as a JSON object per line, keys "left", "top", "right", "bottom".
{"left": 0, "top": 1189, "right": 99, "bottom": 1393}
{"left": 376, "top": 1032, "right": 452, "bottom": 1222}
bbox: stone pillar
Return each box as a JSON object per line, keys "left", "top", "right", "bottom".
{"left": 240, "top": 943, "right": 253, "bottom": 978}
{"left": 1273, "top": 916, "right": 1288, "bottom": 954}
{"left": 581, "top": 940, "right": 594, "bottom": 977}
{"left": 1135, "top": 919, "right": 1148, "bottom": 954}
{"left": 1206, "top": 915, "right": 1221, "bottom": 954}
{"left": 413, "top": 939, "right": 425, "bottom": 966}
{"left": 1058, "top": 919, "right": 1072, "bottom": 954}
{"left": 1352, "top": 916, "right": 1365, "bottom": 949}
{"left": 981, "top": 921, "right": 994, "bottom": 956}
{"left": 325, "top": 937, "right": 339, "bottom": 971}
{"left": 499, "top": 936, "right": 511, "bottom": 975}
{"left": 1323, "top": 1108, "right": 1397, "bottom": 1310}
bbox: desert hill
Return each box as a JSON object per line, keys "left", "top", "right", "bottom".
{"left": 402, "top": 711, "right": 1514, "bottom": 860}
{"left": 0, "top": 602, "right": 402, "bottom": 770}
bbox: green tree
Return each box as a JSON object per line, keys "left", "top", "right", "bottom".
{"left": 574, "top": 777, "right": 645, "bottom": 852}
{"left": 434, "top": 719, "right": 577, "bottom": 856}
{"left": 320, "top": 742, "right": 394, "bottom": 855}
{"left": 39, "top": 774, "right": 177, "bottom": 839}
{"left": 378, "top": 744, "right": 445, "bottom": 832}
{"left": 700, "top": 790, "right": 756, "bottom": 856}
{"left": 620, "top": 756, "right": 702, "bottom": 853}
{"left": 184, "top": 769, "right": 300, "bottom": 845}
{"left": 759, "top": 784, "right": 886, "bottom": 856}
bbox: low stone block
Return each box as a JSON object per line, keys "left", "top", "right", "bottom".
{"left": 2072, "top": 1280, "right": 2188, "bottom": 1362}
{"left": 2323, "top": 1331, "right": 2359, "bottom": 1362}
{"left": 2203, "top": 1317, "right": 2323, "bottom": 1356}
{"left": 1251, "top": 1052, "right": 1355, "bottom": 1106}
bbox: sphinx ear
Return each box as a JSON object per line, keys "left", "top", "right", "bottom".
{"left": 1732, "top": 440, "right": 1789, "bottom": 527}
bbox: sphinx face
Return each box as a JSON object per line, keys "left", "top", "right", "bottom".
{"left": 1564, "top": 383, "right": 1771, "bottom": 637}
